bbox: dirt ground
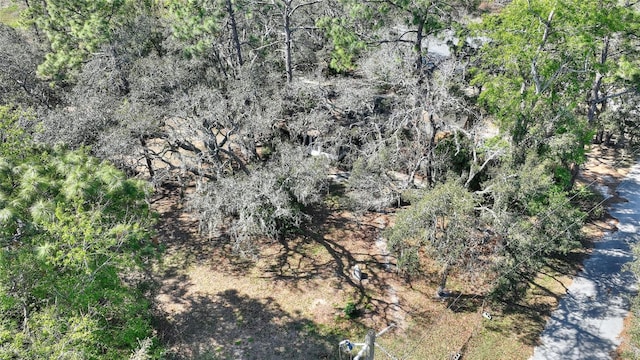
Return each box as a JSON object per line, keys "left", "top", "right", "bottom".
{"left": 150, "top": 185, "right": 490, "bottom": 359}
{"left": 150, "top": 183, "right": 423, "bottom": 359}
{"left": 149, "top": 144, "right": 637, "bottom": 360}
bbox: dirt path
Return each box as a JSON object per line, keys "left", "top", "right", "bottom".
{"left": 373, "top": 218, "right": 407, "bottom": 331}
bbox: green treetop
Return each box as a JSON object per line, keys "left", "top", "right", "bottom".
{"left": 0, "top": 107, "right": 159, "bottom": 359}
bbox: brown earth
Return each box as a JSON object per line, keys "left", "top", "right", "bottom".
{"left": 579, "top": 148, "right": 630, "bottom": 232}
{"left": 149, "top": 183, "right": 424, "bottom": 359}
{"left": 149, "top": 144, "right": 637, "bottom": 360}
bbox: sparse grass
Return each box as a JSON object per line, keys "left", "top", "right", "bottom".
{"left": 466, "top": 313, "right": 537, "bottom": 359}
{"left": 324, "top": 193, "right": 344, "bottom": 210}
{"left": 150, "top": 146, "right": 626, "bottom": 359}
{"left": 342, "top": 301, "right": 359, "bottom": 319}
{"left": 152, "top": 248, "right": 194, "bottom": 276}
{"left": 0, "top": 3, "right": 21, "bottom": 28}
{"left": 621, "top": 241, "right": 640, "bottom": 359}
{"left": 619, "top": 309, "right": 640, "bottom": 359}
{"left": 153, "top": 212, "right": 586, "bottom": 359}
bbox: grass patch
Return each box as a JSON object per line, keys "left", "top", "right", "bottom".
{"left": 621, "top": 235, "right": 640, "bottom": 358}
{"left": 372, "top": 245, "right": 583, "bottom": 360}
{"left": 466, "top": 312, "right": 539, "bottom": 359}
{"left": 0, "top": 4, "right": 21, "bottom": 28}
{"left": 342, "top": 301, "right": 360, "bottom": 319}
{"left": 619, "top": 309, "right": 640, "bottom": 359}
{"left": 152, "top": 247, "right": 194, "bottom": 276}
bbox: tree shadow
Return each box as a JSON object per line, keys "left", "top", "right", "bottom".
{"left": 155, "top": 289, "right": 340, "bottom": 360}
{"left": 309, "top": 228, "right": 386, "bottom": 310}
{"left": 152, "top": 185, "right": 406, "bottom": 346}
{"left": 492, "top": 302, "right": 553, "bottom": 346}
{"left": 262, "top": 233, "right": 332, "bottom": 281}
{"left": 152, "top": 185, "right": 257, "bottom": 277}
{"left": 231, "top": 198, "right": 406, "bottom": 330}
{"left": 151, "top": 185, "right": 212, "bottom": 262}
{"left": 545, "top": 251, "right": 588, "bottom": 275}
{"left": 527, "top": 278, "right": 562, "bottom": 301}
{"left": 443, "top": 292, "right": 485, "bottom": 313}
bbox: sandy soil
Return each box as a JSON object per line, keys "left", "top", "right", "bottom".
{"left": 149, "top": 183, "right": 430, "bottom": 359}
{"left": 576, "top": 145, "right": 635, "bottom": 240}
{"left": 148, "top": 144, "right": 636, "bottom": 360}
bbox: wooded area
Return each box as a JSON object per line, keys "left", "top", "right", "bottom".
{"left": 1, "top": 0, "right": 640, "bottom": 358}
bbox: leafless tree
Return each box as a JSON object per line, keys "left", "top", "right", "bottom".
{"left": 0, "top": 24, "right": 58, "bottom": 109}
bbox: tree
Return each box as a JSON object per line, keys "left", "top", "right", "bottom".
{"left": 188, "top": 144, "right": 329, "bottom": 256}
{"left": 480, "top": 154, "right": 584, "bottom": 299}
{"left": 166, "top": 0, "right": 244, "bottom": 71}
{"left": 169, "top": 0, "right": 327, "bottom": 82}
{"left": 599, "top": 93, "right": 640, "bottom": 146}
{"left": 319, "top": 0, "right": 473, "bottom": 73}
{"left": 386, "top": 180, "right": 481, "bottom": 296}
{"left": 0, "top": 24, "right": 58, "bottom": 108}
{"left": 34, "top": 15, "right": 331, "bottom": 254}
{"left": 472, "top": 0, "right": 640, "bottom": 180}
{"left": 342, "top": 45, "right": 481, "bottom": 210}
{"left": 272, "top": 0, "right": 326, "bottom": 82}
{"left": 0, "top": 110, "right": 158, "bottom": 358}
{"left": 36, "top": 14, "right": 174, "bottom": 176}
{"left": 23, "top": 0, "right": 149, "bottom": 81}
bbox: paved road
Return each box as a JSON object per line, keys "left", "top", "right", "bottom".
{"left": 531, "top": 163, "right": 640, "bottom": 359}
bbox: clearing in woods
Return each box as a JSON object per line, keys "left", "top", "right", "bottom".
{"left": 150, "top": 145, "right": 633, "bottom": 360}
{"left": 151, "top": 185, "right": 421, "bottom": 359}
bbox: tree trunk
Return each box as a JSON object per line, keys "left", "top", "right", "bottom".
{"left": 414, "top": 19, "right": 424, "bottom": 72}
{"left": 140, "top": 137, "right": 154, "bottom": 178}
{"left": 604, "top": 131, "right": 614, "bottom": 146}
{"left": 436, "top": 263, "right": 449, "bottom": 298}
{"left": 283, "top": 1, "right": 293, "bottom": 82}
{"left": 23, "top": 0, "right": 41, "bottom": 37}
{"left": 425, "top": 112, "right": 438, "bottom": 186}
{"left": 618, "top": 125, "right": 626, "bottom": 148}
{"left": 226, "top": 0, "right": 243, "bottom": 67}
{"left": 587, "top": 36, "right": 610, "bottom": 125}
{"left": 22, "top": 301, "right": 29, "bottom": 334}
{"left": 594, "top": 128, "right": 604, "bottom": 144}
{"left": 568, "top": 162, "right": 580, "bottom": 188}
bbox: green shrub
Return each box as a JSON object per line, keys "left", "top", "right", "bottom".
{"left": 343, "top": 301, "right": 359, "bottom": 319}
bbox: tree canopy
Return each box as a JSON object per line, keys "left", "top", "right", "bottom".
{"left": 0, "top": 106, "right": 158, "bottom": 358}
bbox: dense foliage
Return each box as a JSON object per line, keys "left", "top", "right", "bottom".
{"left": 0, "top": 107, "right": 158, "bottom": 358}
